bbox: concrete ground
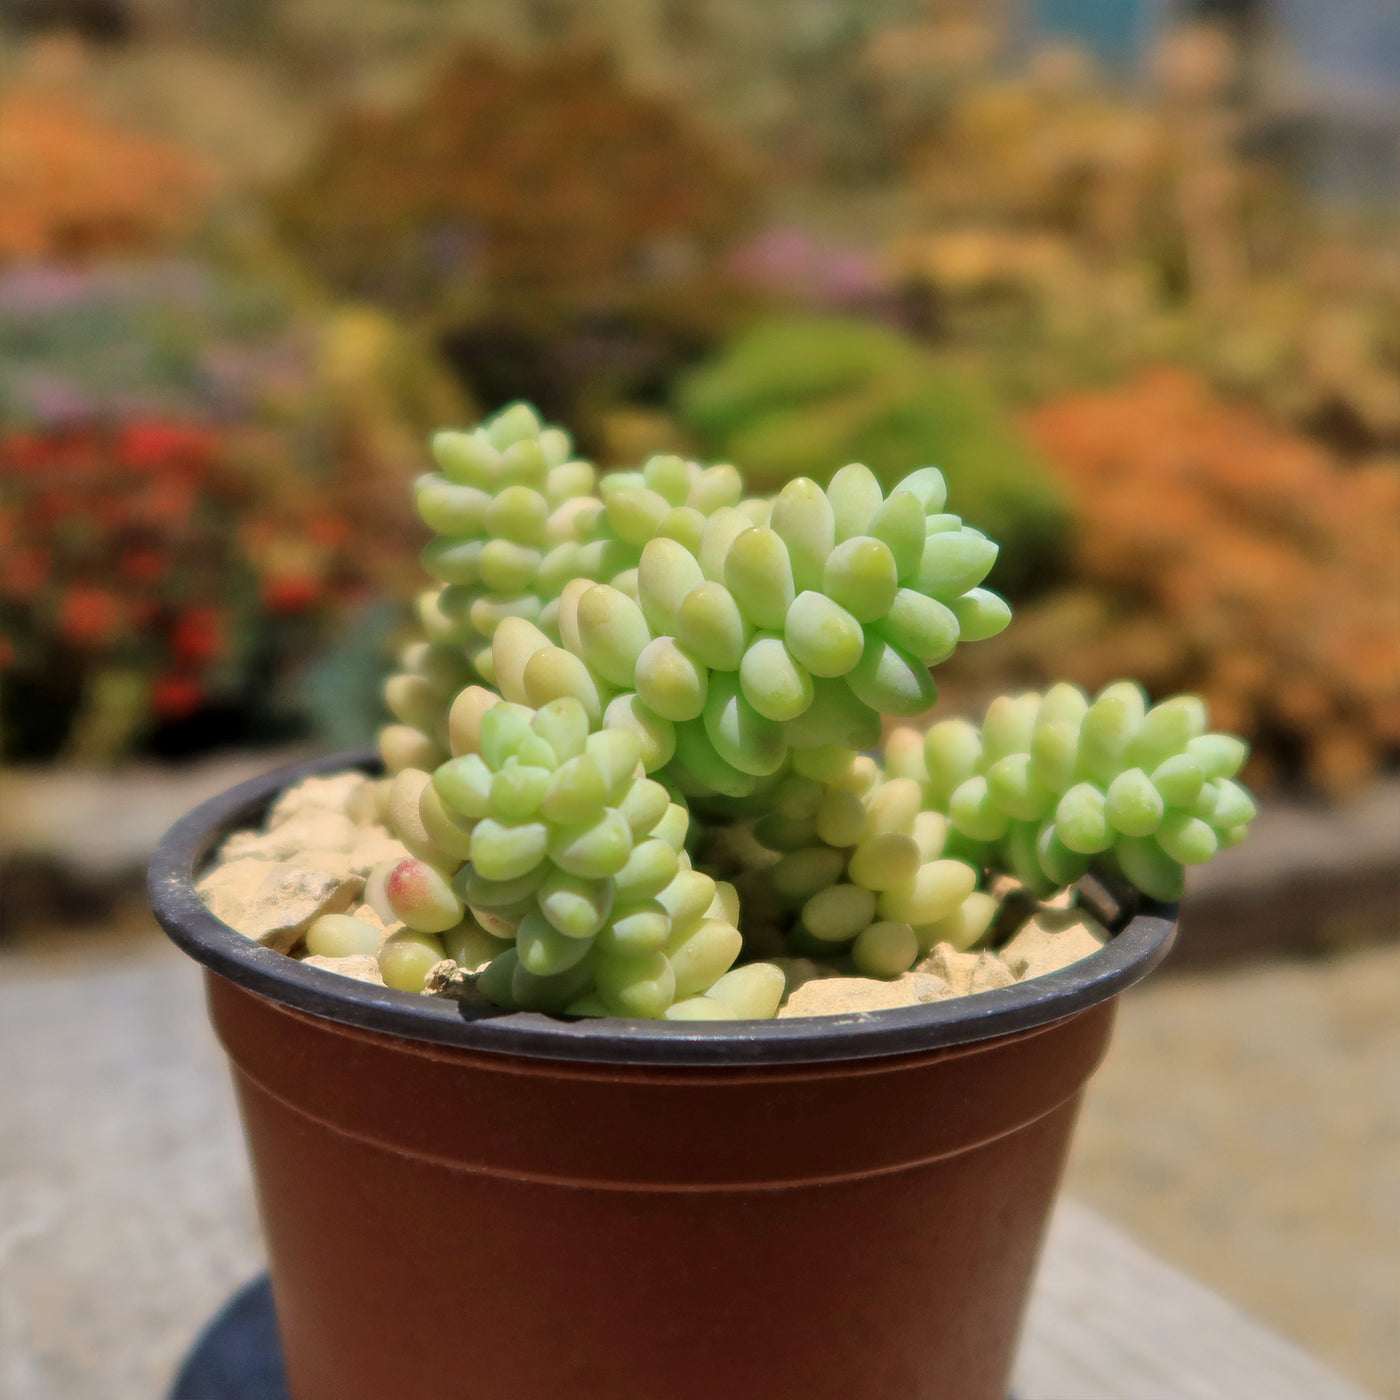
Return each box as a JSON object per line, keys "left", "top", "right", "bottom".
{"left": 1067, "top": 941, "right": 1400, "bottom": 1399}
{"left": 0, "top": 920, "right": 261, "bottom": 1400}
{"left": 1, "top": 904, "right": 1395, "bottom": 1398}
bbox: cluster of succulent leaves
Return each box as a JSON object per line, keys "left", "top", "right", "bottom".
{"left": 376, "top": 402, "right": 1255, "bottom": 1020}
{"left": 887, "top": 682, "right": 1256, "bottom": 906}
{"left": 700, "top": 757, "right": 998, "bottom": 979}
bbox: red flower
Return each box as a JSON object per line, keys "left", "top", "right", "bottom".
{"left": 35, "top": 491, "right": 82, "bottom": 528}
{"left": 132, "top": 477, "right": 195, "bottom": 528}
{"left": 118, "top": 422, "right": 216, "bottom": 471}
{"left": 1, "top": 547, "right": 50, "bottom": 599}
{"left": 97, "top": 497, "right": 131, "bottom": 531}
{"left": 262, "top": 575, "right": 320, "bottom": 612}
{"left": 305, "top": 514, "right": 350, "bottom": 547}
{"left": 170, "top": 606, "right": 225, "bottom": 664}
{"left": 151, "top": 673, "right": 204, "bottom": 719}
{"left": 0, "top": 432, "right": 56, "bottom": 474}
{"left": 120, "top": 547, "right": 169, "bottom": 583}
{"left": 59, "top": 587, "right": 124, "bottom": 646}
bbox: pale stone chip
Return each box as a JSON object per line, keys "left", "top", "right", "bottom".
{"left": 422, "top": 959, "right": 464, "bottom": 996}
{"left": 777, "top": 972, "right": 953, "bottom": 1018}
{"left": 274, "top": 810, "right": 362, "bottom": 854}
{"left": 197, "top": 771, "right": 410, "bottom": 984}
{"left": 285, "top": 848, "right": 359, "bottom": 882}
{"left": 421, "top": 959, "right": 495, "bottom": 1008}
{"left": 216, "top": 830, "right": 275, "bottom": 863}
{"left": 344, "top": 779, "right": 381, "bottom": 826}
{"left": 917, "top": 941, "right": 981, "bottom": 996}
{"left": 906, "top": 972, "right": 955, "bottom": 1003}
{"left": 197, "top": 859, "right": 268, "bottom": 917}
{"left": 218, "top": 811, "right": 360, "bottom": 863}
{"left": 969, "top": 950, "right": 1016, "bottom": 993}
{"left": 999, "top": 909, "right": 1108, "bottom": 982}
{"left": 348, "top": 834, "right": 411, "bottom": 878}
{"left": 197, "top": 859, "right": 361, "bottom": 954}
{"left": 986, "top": 873, "right": 1027, "bottom": 902}
{"left": 301, "top": 953, "right": 385, "bottom": 985}
{"left": 266, "top": 773, "right": 374, "bottom": 828}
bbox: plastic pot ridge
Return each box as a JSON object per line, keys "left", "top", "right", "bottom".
{"left": 151, "top": 750, "right": 1177, "bottom": 1400}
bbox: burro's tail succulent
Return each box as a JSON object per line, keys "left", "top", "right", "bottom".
{"left": 887, "top": 682, "right": 1255, "bottom": 904}
{"left": 385, "top": 690, "right": 779, "bottom": 1019}
{"left": 376, "top": 402, "right": 1256, "bottom": 1018}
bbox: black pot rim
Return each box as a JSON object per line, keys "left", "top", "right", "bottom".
{"left": 148, "top": 748, "right": 1178, "bottom": 1068}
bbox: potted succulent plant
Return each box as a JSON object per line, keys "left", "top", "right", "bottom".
{"left": 151, "top": 403, "right": 1255, "bottom": 1400}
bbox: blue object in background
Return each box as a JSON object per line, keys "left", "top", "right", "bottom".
{"left": 1275, "top": 0, "right": 1400, "bottom": 112}
{"left": 1030, "top": 0, "right": 1164, "bottom": 69}
{"left": 1270, "top": 0, "right": 1400, "bottom": 203}
{"left": 1026, "top": 0, "right": 1400, "bottom": 201}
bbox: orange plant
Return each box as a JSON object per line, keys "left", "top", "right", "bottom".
{"left": 1006, "top": 370, "right": 1399, "bottom": 791}
{"left": 0, "top": 91, "right": 212, "bottom": 263}
{"left": 272, "top": 44, "right": 753, "bottom": 319}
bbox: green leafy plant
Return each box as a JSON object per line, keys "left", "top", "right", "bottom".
{"left": 362, "top": 401, "right": 1255, "bottom": 1019}
{"left": 675, "top": 315, "right": 1068, "bottom": 589}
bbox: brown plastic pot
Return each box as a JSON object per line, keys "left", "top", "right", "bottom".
{"left": 150, "top": 750, "right": 1177, "bottom": 1400}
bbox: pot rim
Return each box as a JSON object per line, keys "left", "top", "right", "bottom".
{"left": 149, "top": 748, "right": 1177, "bottom": 1067}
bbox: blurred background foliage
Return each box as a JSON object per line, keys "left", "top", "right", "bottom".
{"left": 0, "top": 0, "right": 1396, "bottom": 795}
{"left": 675, "top": 313, "right": 1069, "bottom": 589}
